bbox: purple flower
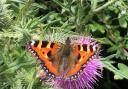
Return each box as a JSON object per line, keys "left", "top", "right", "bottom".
{"left": 52, "top": 57, "right": 103, "bottom": 89}
{"left": 78, "top": 36, "right": 97, "bottom": 45}
{"left": 50, "top": 37, "right": 103, "bottom": 89}
{"left": 38, "top": 36, "right": 103, "bottom": 89}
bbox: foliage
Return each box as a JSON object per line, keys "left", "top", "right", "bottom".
{"left": 0, "top": 0, "right": 128, "bottom": 89}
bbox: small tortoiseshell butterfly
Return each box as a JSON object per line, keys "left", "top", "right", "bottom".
{"left": 27, "top": 37, "right": 98, "bottom": 80}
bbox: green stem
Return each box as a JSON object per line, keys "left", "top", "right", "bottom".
{"left": 94, "top": 0, "right": 116, "bottom": 13}
{"left": 91, "top": 0, "right": 98, "bottom": 11}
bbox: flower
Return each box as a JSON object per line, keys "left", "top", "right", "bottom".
{"left": 50, "top": 37, "right": 103, "bottom": 89}
{"left": 52, "top": 57, "right": 102, "bottom": 89}
{"left": 38, "top": 36, "right": 103, "bottom": 89}
{"left": 78, "top": 36, "right": 97, "bottom": 45}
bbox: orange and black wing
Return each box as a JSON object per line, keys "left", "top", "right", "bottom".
{"left": 66, "top": 44, "right": 96, "bottom": 79}
{"left": 27, "top": 40, "right": 62, "bottom": 77}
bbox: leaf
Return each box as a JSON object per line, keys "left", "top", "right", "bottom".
{"left": 0, "top": 60, "right": 34, "bottom": 75}
{"left": 103, "top": 60, "right": 128, "bottom": 80}
{"left": 52, "top": 0, "right": 67, "bottom": 10}
{"left": 97, "top": 37, "right": 114, "bottom": 46}
{"left": 88, "top": 23, "right": 105, "bottom": 33}
{"left": 119, "top": 17, "right": 127, "bottom": 28}
{"left": 107, "top": 45, "right": 118, "bottom": 52}
{"left": 114, "top": 63, "right": 128, "bottom": 79}
{"left": 31, "top": 3, "right": 47, "bottom": 10}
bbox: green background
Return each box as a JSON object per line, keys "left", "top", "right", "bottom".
{"left": 0, "top": 0, "right": 128, "bottom": 89}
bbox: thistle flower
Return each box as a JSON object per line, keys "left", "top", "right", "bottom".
{"left": 34, "top": 36, "right": 103, "bottom": 89}
{"left": 78, "top": 36, "right": 97, "bottom": 45}
{"left": 51, "top": 37, "right": 103, "bottom": 89}
{"left": 52, "top": 57, "right": 103, "bottom": 89}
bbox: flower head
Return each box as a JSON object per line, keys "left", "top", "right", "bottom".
{"left": 37, "top": 36, "right": 103, "bottom": 89}
{"left": 52, "top": 56, "right": 103, "bottom": 89}
{"left": 51, "top": 37, "right": 103, "bottom": 89}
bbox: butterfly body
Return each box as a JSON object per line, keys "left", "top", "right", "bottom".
{"left": 27, "top": 38, "right": 96, "bottom": 80}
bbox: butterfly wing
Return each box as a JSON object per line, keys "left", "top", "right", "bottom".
{"left": 66, "top": 44, "right": 95, "bottom": 78}
{"left": 27, "top": 40, "right": 62, "bottom": 77}
{"left": 27, "top": 40, "right": 97, "bottom": 79}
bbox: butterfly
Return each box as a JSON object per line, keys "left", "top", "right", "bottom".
{"left": 27, "top": 37, "right": 97, "bottom": 80}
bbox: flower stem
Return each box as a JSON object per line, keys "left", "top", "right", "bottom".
{"left": 94, "top": 0, "right": 116, "bottom": 13}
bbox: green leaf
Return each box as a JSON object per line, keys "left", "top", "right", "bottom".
{"left": 119, "top": 17, "right": 127, "bottom": 28}
{"left": 31, "top": 3, "right": 47, "bottom": 10}
{"left": 107, "top": 45, "right": 118, "bottom": 52}
{"left": 97, "top": 37, "right": 114, "bottom": 46}
{"left": 114, "top": 63, "right": 128, "bottom": 79}
{"left": 103, "top": 60, "right": 128, "bottom": 80}
{"left": 0, "top": 60, "right": 34, "bottom": 75}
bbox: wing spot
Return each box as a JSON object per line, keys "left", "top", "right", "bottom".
{"left": 50, "top": 43, "right": 55, "bottom": 48}
{"left": 34, "top": 40, "right": 39, "bottom": 47}
{"left": 83, "top": 44, "right": 87, "bottom": 51}
{"left": 42, "top": 52, "right": 45, "bottom": 54}
{"left": 90, "top": 45, "right": 93, "bottom": 52}
{"left": 47, "top": 51, "right": 52, "bottom": 58}
{"left": 41, "top": 41, "right": 49, "bottom": 48}
{"left": 78, "top": 45, "right": 80, "bottom": 50}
